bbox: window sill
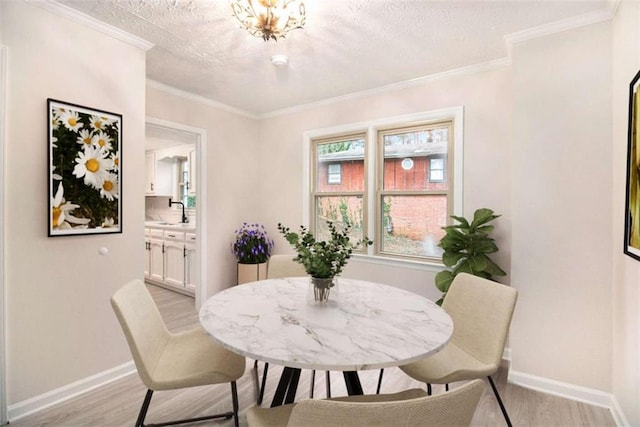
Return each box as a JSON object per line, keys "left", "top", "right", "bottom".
{"left": 350, "top": 253, "right": 445, "bottom": 273}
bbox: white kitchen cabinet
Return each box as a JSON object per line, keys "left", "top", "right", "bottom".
{"left": 144, "top": 226, "right": 195, "bottom": 296}
{"left": 163, "top": 231, "right": 186, "bottom": 288}
{"left": 145, "top": 151, "right": 173, "bottom": 196}
{"left": 185, "top": 233, "right": 197, "bottom": 292}
{"left": 144, "top": 228, "right": 151, "bottom": 277}
{"left": 146, "top": 228, "right": 164, "bottom": 283}
{"left": 145, "top": 152, "right": 156, "bottom": 195}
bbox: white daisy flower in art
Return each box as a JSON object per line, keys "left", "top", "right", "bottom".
{"left": 50, "top": 113, "right": 60, "bottom": 130}
{"left": 52, "top": 165, "right": 62, "bottom": 180}
{"left": 110, "top": 151, "right": 120, "bottom": 171}
{"left": 95, "top": 131, "right": 113, "bottom": 152}
{"left": 51, "top": 183, "right": 90, "bottom": 229}
{"left": 76, "top": 129, "right": 97, "bottom": 147}
{"left": 100, "top": 173, "right": 119, "bottom": 201}
{"left": 90, "top": 115, "right": 106, "bottom": 132}
{"left": 59, "top": 110, "right": 83, "bottom": 132}
{"left": 101, "top": 217, "right": 115, "bottom": 228}
{"left": 73, "top": 145, "right": 113, "bottom": 189}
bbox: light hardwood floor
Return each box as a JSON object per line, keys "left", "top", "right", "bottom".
{"left": 7, "top": 284, "right": 616, "bottom": 427}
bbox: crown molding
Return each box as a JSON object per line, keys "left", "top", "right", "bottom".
{"left": 146, "top": 80, "right": 258, "bottom": 120}
{"left": 261, "top": 58, "right": 510, "bottom": 119}
{"left": 505, "top": 7, "right": 615, "bottom": 47}
{"left": 23, "top": 0, "right": 153, "bottom": 51}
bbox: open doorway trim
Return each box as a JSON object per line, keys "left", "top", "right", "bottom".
{"left": 145, "top": 117, "right": 207, "bottom": 308}
{"left": 0, "top": 44, "right": 8, "bottom": 425}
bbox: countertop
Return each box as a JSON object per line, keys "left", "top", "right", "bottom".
{"left": 145, "top": 221, "right": 196, "bottom": 232}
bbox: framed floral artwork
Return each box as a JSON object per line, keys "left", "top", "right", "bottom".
{"left": 625, "top": 70, "right": 640, "bottom": 260}
{"left": 48, "top": 99, "right": 122, "bottom": 236}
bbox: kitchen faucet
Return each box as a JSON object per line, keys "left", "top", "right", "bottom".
{"left": 169, "top": 199, "right": 188, "bottom": 223}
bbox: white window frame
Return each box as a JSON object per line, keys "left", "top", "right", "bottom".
{"left": 302, "top": 107, "right": 464, "bottom": 265}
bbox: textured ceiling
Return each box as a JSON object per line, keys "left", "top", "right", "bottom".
{"left": 56, "top": 0, "right": 611, "bottom": 116}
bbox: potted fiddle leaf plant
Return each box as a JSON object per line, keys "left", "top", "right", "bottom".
{"left": 231, "top": 223, "right": 274, "bottom": 284}
{"left": 435, "top": 208, "right": 506, "bottom": 305}
{"left": 277, "top": 221, "right": 372, "bottom": 303}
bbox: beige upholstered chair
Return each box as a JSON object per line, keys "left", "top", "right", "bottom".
{"left": 397, "top": 272, "right": 518, "bottom": 427}
{"left": 111, "top": 280, "right": 246, "bottom": 427}
{"left": 246, "top": 379, "right": 484, "bottom": 427}
{"left": 267, "top": 254, "right": 307, "bottom": 278}
{"left": 255, "top": 254, "right": 308, "bottom": 404}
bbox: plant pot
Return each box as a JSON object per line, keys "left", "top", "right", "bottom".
{"left": 237, "top": 262, "right": 267, "bottom": 285}
{"left": 310, "top": 276, "right": 338, "bottom": 303}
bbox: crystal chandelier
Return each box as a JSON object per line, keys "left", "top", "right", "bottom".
{"left": 230, "top": 0, "right": 306, "bottom": 42}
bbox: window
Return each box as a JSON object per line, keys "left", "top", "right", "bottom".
{"left": 305, "top": 109, "right": 462, "bottom": 262}
{"left": 177, "top": 158, "right": 196, "bottom": 208}
{"left": 327, "top": 163, "right": 342, "bottom": 184}
{"left": 379, "top": 123, "right": 452, "bottom": 259}
{"left": 311, "top": 134, "right": 366, "bottom": 244}
{"left": 429, "top": 157, "right": 445, "bottom": 182}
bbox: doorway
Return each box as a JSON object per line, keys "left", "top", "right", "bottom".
{"left": 145, "top": 117, "right": 207, "bottom": 308}
{"left": 0, "top": 44, "right": 7, "bottom": 425}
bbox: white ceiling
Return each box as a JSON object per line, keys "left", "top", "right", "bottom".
{"left": 56, "top": 0, "right": 612, "bottom": 116}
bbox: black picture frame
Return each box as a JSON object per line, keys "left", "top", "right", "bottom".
{"left": 47, "top": 99, "right": 122, "bottom": 236}
{"left": 624, "top": 71, "right": 640, "bottom": 260}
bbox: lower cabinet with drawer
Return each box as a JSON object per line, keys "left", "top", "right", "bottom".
{"left": 185, "top": 233, "right": 197, "bottom": 293}
{"left": 144, "top": 227, "right": 196, "bottom": 296}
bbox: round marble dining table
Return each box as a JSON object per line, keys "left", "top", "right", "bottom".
{"left": 199, "top": 277, "right": 453, "bottom": 406}
{"left": 199, "top": 277, "right": 453, "bottom": 371}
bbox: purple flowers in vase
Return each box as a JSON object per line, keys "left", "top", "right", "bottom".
{"left": 231, "top": 223, "right": 274, "bottom": 264}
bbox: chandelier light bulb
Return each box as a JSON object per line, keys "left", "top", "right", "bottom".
{"left": 230, "top": 0, "right": 306, "bottom": 42}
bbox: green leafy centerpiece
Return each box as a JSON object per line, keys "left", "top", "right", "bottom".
{"left": 435, "top": 208, "right": 506, "bottom": 305}
{"left": 278, "top": 221, "right": 372, "bottom": 303}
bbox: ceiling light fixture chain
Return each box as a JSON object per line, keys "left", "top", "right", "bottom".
{"left": 230, "top": 0, "right": 306, "bottom": 42}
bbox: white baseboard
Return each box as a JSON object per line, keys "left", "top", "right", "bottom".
{"left": 8, "top": 361, "right": 136, "bottom": 422}
{"left": 610, "top": 394, "right": 631, "bottom": 427}
{"left": 510, "top": 371, "right": 631, "bottom": 427}
{"left": 503, "top": 347, "right": 512, "bottom": 362}
{"left": 508, "top": 370, "right": 612, "bottom": 409}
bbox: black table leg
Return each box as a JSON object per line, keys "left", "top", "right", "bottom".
{"left": 343, "top": 371, "right": 364, "bottom": 395}
{"left": 271, "top": 367, "right": 301, "bottom": 407}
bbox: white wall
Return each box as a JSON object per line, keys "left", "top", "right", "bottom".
{"left": 1, "top": 0, "right": 146, "bottom": 406}
{"left": 258, "top": 66, "right": 513, "bottom": 300}
{"left": 2, "top": 0, "right": 637, "bottom": 423}
{"left": 612, "top": 1, "right": 640, "bottom": 425}
{"left": 510, "top": 22, "right": 613, "bottom": 391}
{"left": 258, "top": 18, "right": 622, "bottom": 406}
{"left": 146, "top": 87, "right": 260, "bottom": 297}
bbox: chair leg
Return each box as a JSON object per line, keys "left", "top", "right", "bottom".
{"left": 135, "top": 389, "right": 154, "bottom": 427}
{"left": 376, "top": 369, "right": 384, "bottom": 394}
{"left": 426, "top": 383, "right": 432, "bottom": 396}
{"left": 445, "top": 383, "right": 449, "bottom": 392}
{"left": 231, "top": 381, "right": 240, "bottom": 427}
{"left": 135, "top": 386, "right": 235, "bottom": 427}
{"left": 326, "top": 371, "right": 332, "bottom": 398}
{"left": 488, "top": 375, "right": 513, "bottom": 427}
